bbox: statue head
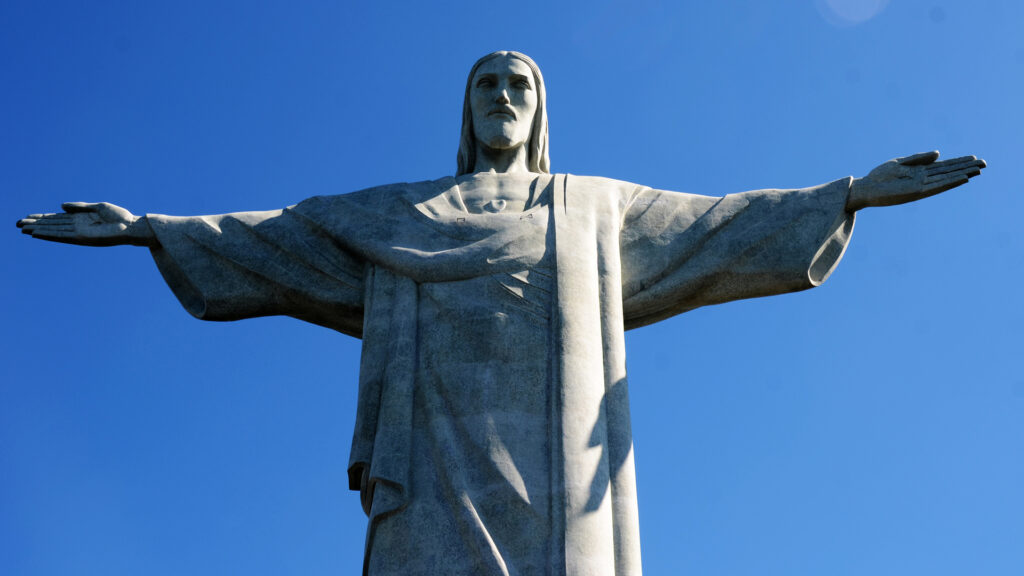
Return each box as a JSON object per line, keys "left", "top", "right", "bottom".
{"left": 457, "top": 51, "right": 549, "bottom": 175}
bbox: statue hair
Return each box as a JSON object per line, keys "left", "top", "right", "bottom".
{"left": 456, "top": 51, "right": 550, "bottom": 176}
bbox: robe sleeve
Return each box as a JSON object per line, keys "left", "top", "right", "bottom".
{"left": 147, "top": 207, "right": 366, "bottom": 338}
{"left": 620, "top": 177, "right": 855, "bottom": 330}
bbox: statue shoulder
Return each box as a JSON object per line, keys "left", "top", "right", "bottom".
{"left": 295, "top": 178, "right": 452, "bottom": 210}
{"left": 560, "top": 174, "right": 647, "bottom": 206}
{"left": 562, "top": 174, "right": 640, "bottom": 190}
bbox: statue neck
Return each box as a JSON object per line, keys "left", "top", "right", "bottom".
{"left": 472, "top": 142, "right": 531, "bottom": 174}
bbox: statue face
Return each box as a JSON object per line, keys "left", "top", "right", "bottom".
{"left": 470, "top": 55, "right": 538, "bottom": 152}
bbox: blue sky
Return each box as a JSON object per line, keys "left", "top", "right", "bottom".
{"left": 2, "top": 1, "right": 1022, "bottom": 574}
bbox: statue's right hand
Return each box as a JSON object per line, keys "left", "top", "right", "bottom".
{"left": 17, "top": 202, "right": 153, "bottom": 247}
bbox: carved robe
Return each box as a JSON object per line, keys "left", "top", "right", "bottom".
{"left": 146, "top": 174, "right": 854, "bottom": 575}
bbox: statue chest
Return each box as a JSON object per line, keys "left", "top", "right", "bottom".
{"left": 455, "top": 173, "right": 551, "bottom": 214}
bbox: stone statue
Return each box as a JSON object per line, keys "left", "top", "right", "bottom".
{"left": 17, "top": 51, "right": 985, "bottom": 575}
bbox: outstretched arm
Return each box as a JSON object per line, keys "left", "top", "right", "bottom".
{"left": 18, "top": 201, "right": 367, "bottom": 335}
{"left": 16, "top": 202, "right": 156, "bottom": 247}
{"left": 847, "top": 151, "right": 986, "bottom": 211}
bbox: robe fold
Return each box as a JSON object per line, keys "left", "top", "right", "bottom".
{"left": 146, "top": 174, "right": 854, "bottom": 575}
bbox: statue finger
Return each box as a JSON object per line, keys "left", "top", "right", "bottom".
{"left": 896, "top": 151, "right": 940, "bottom": 166}
{"left": 924, "top": 171, "right": 957, "bottom": 184}
{"left": 926, "top": 158, "right": 985, "bottom": 178}
{"left": 927, "top": 154, "right": 975, "bottom": 167}
{"left": 924, "top": 155, "right": 973, "bottom": 172}
{"left": 37, "top": 214, "right": 74, "bottom": 222}
{"left": 62, "top": 202, "right": 100, "bottom": 213}
{"left": 19, "top": 215, "right": 72, "bottom": 228}
{"left": 20, "top": 213, "right": 67, "bottom": 226}
{"left": 929, "top": 159, "right": 983, "bottom": 178}
{"left": 925, "top": 165, "right": 983, "bottom": 184}
{"left": 19, "top": 223, "right": 72, "bottom": 235}
{"left": 24, "top": 224, "right": 76, "bottom": 235}
{"left": 921, "top": 174, "right": 969, "bottom": 196}
{"left": 38, "top": 222, "right": 76, "bottom": 230}
{"left": 31, "top": 228, "right": 76, "bottom": 240}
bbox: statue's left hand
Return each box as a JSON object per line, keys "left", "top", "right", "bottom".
{"left": 846, "top": 151, "right": 985, "bottom": 211}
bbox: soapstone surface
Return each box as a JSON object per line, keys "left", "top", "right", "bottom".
{"left": 16, "top": 51, "right": 986, "bottom": 576}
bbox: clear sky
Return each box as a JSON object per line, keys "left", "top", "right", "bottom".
{"left": 2, "top": 1, "right": 1022, "bottom": 574}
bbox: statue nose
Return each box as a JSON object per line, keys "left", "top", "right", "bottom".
{"left": 496, "top": 90, "right": 510, "bottom": 104}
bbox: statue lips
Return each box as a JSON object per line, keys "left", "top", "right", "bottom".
{"left": 488, "top": 107, "right": 516, "bottom": 120}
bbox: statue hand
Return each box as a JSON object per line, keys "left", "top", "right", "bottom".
{"left": 847, "top": 151, "right": 985, "bottom": 211}
{"left": 17, "top": 202, "right": 154, "bottom": 247}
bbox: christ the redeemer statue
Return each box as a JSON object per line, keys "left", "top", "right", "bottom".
{"left": 18, "top": 51, "right": 985, "bottom": 575}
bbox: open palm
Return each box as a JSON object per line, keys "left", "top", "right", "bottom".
{"left": 848, "top": 151, "right": 985, "bottom": 210}
{"left": 17, "top": 202, "right": 142, "bottom": 246}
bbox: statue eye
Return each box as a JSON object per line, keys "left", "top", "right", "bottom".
{"left": 476, "top": 78, "right": 494, "bottom": 88}
{"left": 514, "top": 79, "right": 531, "bottom": 90}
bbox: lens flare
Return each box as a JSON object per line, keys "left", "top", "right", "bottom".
{"left": 815, "top": 0, "right": 890, "bottom": 26}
